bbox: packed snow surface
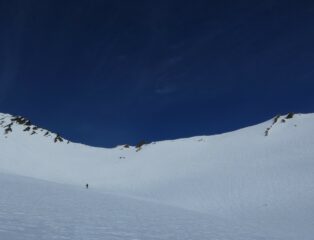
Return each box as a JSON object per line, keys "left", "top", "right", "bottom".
{"left": 0, "top": 172, "right": 268, "bottom": 240}
{"left": 0, "top": 112, "right": 314, "bottom": 239}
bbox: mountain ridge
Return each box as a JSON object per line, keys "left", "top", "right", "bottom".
{"left": 0, "top": 113, "right": 68, "bottom": 144}
{"left": 0, "top": 111, "right": 314, "bottom": 239}
{"left": 0, "top": 111, "right": 302, "bottom": 149}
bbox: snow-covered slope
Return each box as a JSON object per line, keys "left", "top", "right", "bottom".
{"left": 0, "top": 114, "right": 68, "bottom": 143}
{"left": 0, "top": 112, "right": 314, "bottom": 239}
{"left": 0, "top": 172, "right": 268, "bottom": 240}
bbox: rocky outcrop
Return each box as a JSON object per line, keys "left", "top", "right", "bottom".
{"left": 0, "top": 114, "right": 68, "bottom": 144}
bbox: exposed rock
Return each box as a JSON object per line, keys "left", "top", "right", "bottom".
{"left": 286, "top": 113, "right": 294, "bottom": 119}
{"left": 0, "top": 114, "right": 68, "bottom": 144}
{"left": 273, "top": 115, "right": 280, "bottom": 124}
{"left": 11, "top": 116, "right": 32, "bottom": 126}
{"left": 4, "top": 123, "right": 13, "bottom": 134}
{"left": 5, "top": 127, "right": 12, "bottom": 134}
{"left": 265, "top": 127, "right": 270, "bottom": 136}
{"left": 54, "top": 134, "right": 64, "bottom": 143}
{"left": 136, "top": 140, "right": 146, "bottom": 149}
{"left": 24, "top": 127, "right": 31, "bottom": 131}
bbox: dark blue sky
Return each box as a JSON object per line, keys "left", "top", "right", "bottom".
{"left": 0, "top": 0, "right": 314, "bottom": 147}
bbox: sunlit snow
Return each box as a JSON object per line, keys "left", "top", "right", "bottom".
{"left": 0, "top": 112, "right": 313, "bottom": 239}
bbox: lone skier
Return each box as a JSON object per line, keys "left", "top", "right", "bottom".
{"left": 86, "top": 183, "right": 89, "bottom": 189}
